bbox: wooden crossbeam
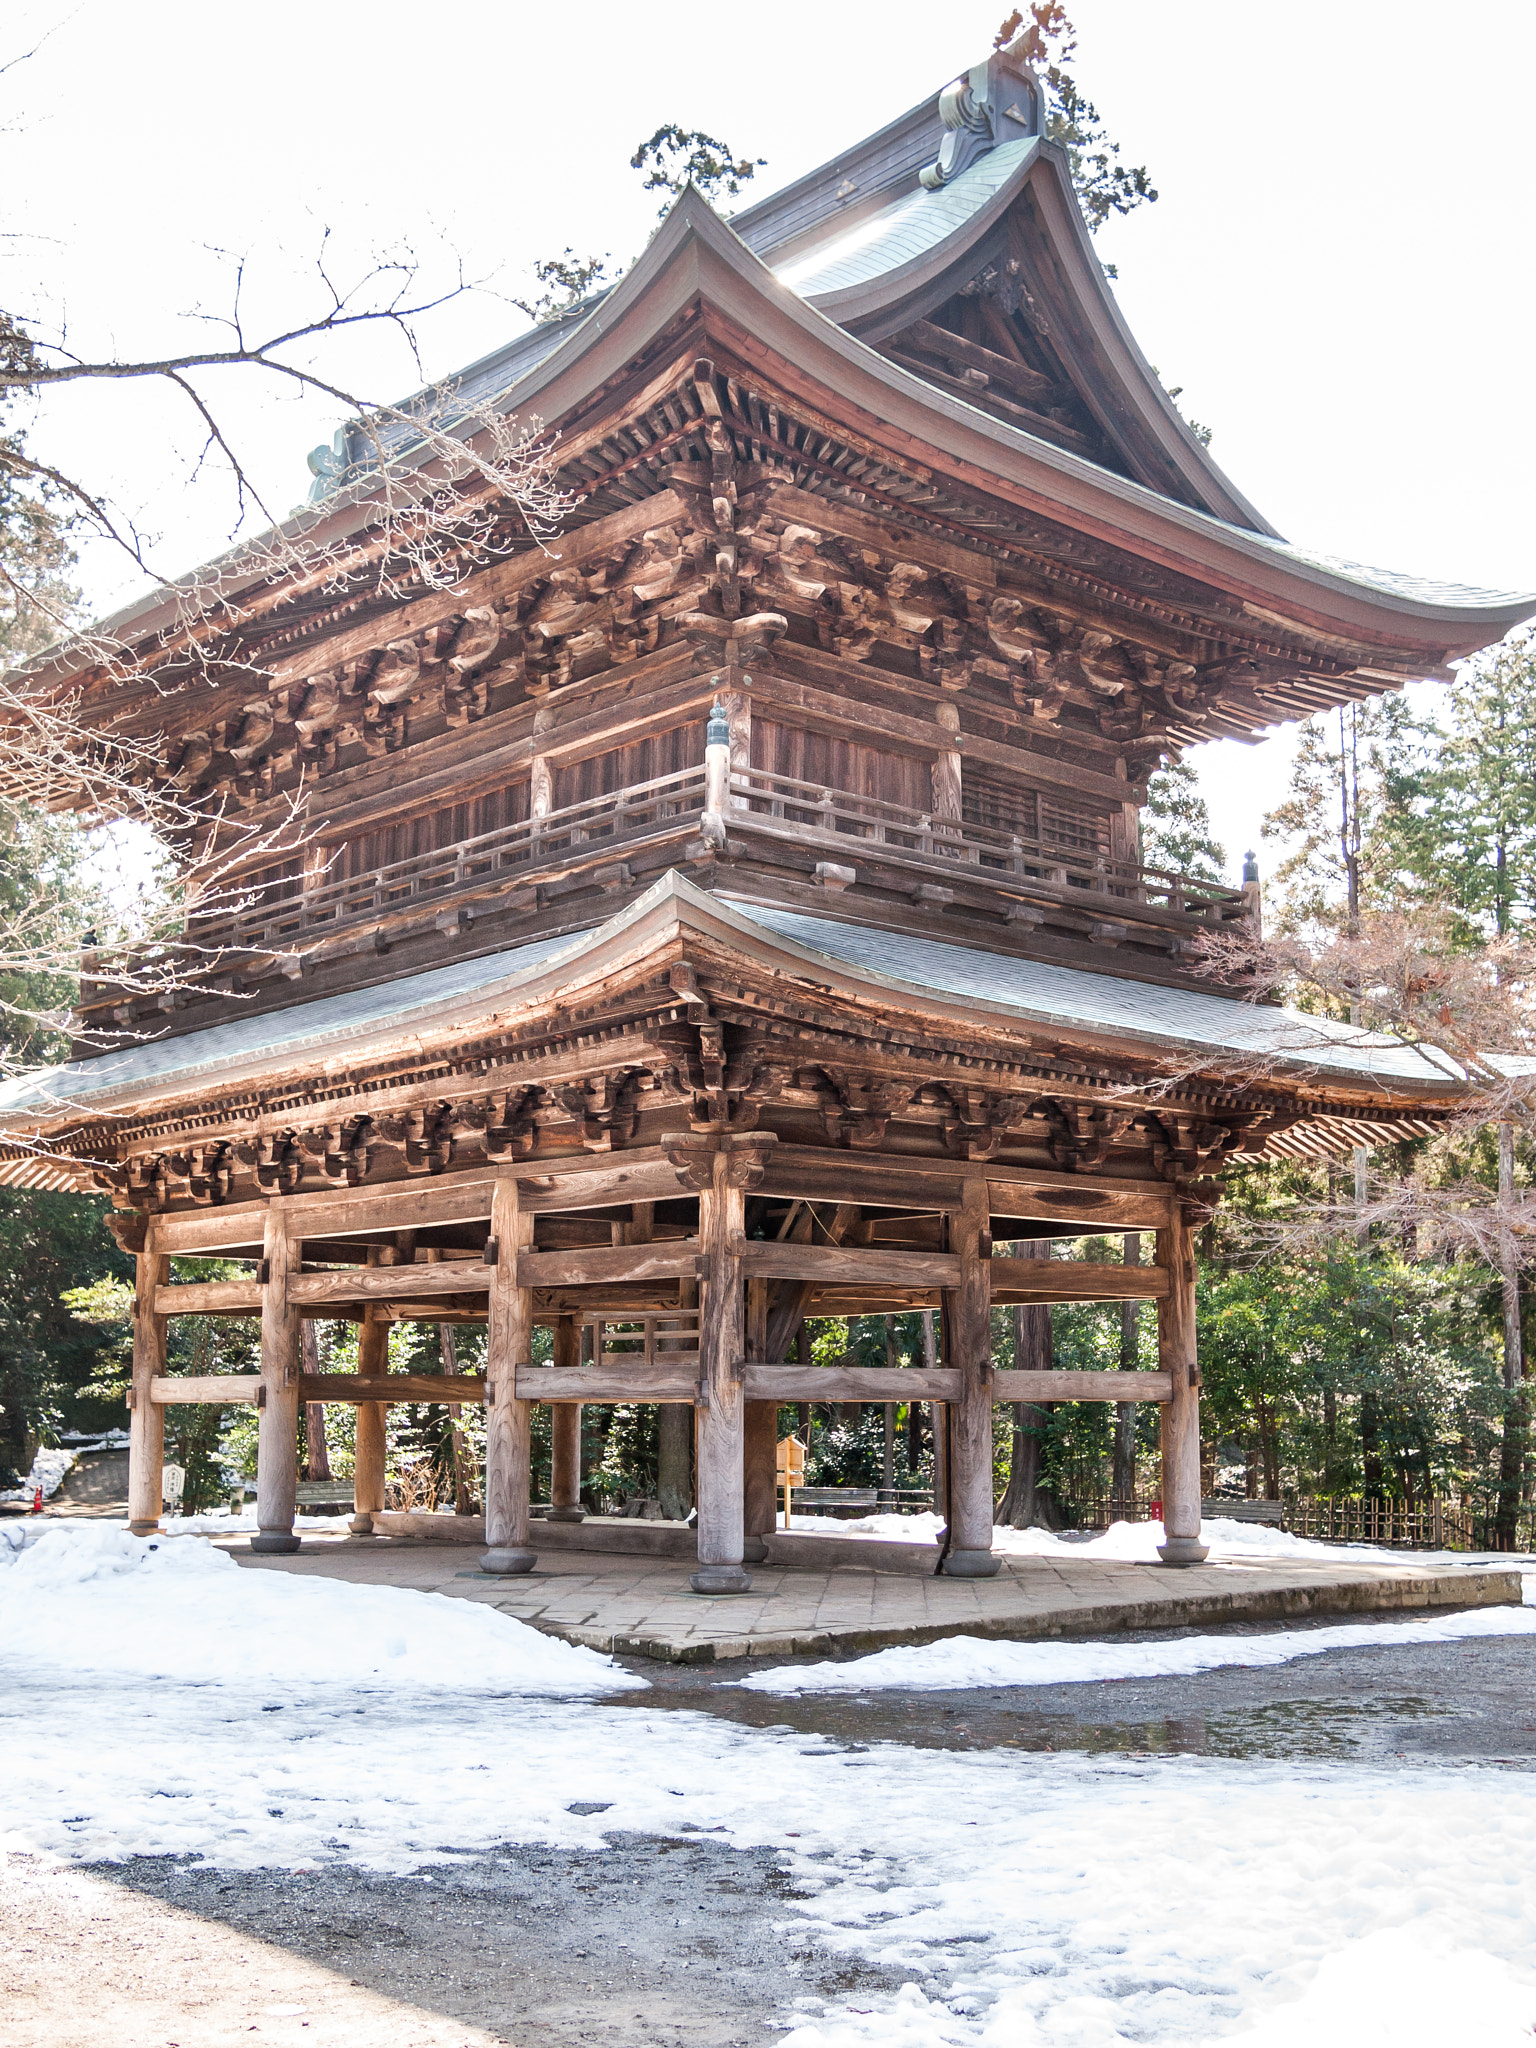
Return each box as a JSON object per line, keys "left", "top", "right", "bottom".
{"left": 746, "top": 1364, "right": 960, "bottom": 1401}
{"left": 149, "top": 1374, "right": 262, "bottom": 1404}
{"left": 514, "top": 1364, "right": 700, "bottom": 1402}
{"left": 989, "top": 1259, "right": 1170, "bottom": 1303}
{"left": 144, "top": 1363, "right": 1173, "bottom": 1406}
{"left": 995, "top": 1370, "right": 1173, "bottom": 1402}
{"left": 738, "top": 1242, "right": 961, "bottom": 1287}
{"left": 298, "top": 1373, "right": 486, "bottom": 1405}
{"left": 155, "top": 1281, "right": 262, "bottom": 1315}
{"left": 288, "top": 1263, "right": 494, "bottom": 1306}
{"left": 517, "top": 1244, "right": 700, "bottom": 1287}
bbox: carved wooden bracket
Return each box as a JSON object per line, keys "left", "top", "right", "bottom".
{"left": 663, "top": 1129, "right": 778, "bottom": 1193}
{"left": 105, "top": 1210, "right": 151, "bottom": 1255}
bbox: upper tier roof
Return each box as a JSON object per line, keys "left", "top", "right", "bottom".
{"left": 40, "top": 46, "right": 1533, "bottom": 717}
{"left": 300, "top": 46, "right": 1532, "bottom": 660}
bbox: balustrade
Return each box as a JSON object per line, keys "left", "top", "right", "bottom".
{"left": 77, "top": 746, "right": 1250, "bottom": 1030}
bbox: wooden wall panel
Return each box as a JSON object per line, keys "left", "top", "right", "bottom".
{"left": 330, "top": 780, "right": 532, "bottom": 883}
{"left": 749, "top": 717, "right": 931, "bottom": 813}
{"left": 553, "top": 719, "right": 706, "bottom": 811}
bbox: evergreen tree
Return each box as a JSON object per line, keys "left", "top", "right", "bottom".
{"left": 1264, "top": 696, "right": 1413, "bottom": 933}
{"left": 1142, "top": 759, "right": 1227, "bottom": 884}
{"left": 996, "top": 7, "right": 1157, "bottom": 238}
{"left": 1382, "top": 631, "right": 1536, "bottom": 942}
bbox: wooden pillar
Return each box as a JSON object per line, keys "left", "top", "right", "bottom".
{"left": 743, "top": 1277, "right": 776, "bottom": 1560}
{"left": 691, "top": 1149, "right": 750, "bottom": 1593}
{"left": 882, "top": 1316, "right": 898, "bottom": 1493}
{"left": 253, "top": 1211, "right": 302, "bottom": 1554}
{"left": 481, "top": 1177, "right": 537, "bottom": 1575}
{"left": 1113, "top": 1232, "right": 1141, "bottom": 1509}
{"left": 350, "top": 1246, "right": 389, "bottom": 1534}
{"left": 302, "top": 1322, "right": 331, "bottom": 1480}
{"left": 548, "top": 1313, "right": 584, "bottom": 1521}
{"left": 922, "top": 1308, "right": 946, "bottom": 1520}
{"left": 658, "top": 1277, "right": 696, "bottom": 1521}
{"left": 126, "top": 1227, "right": 168, "bottom": 1536}
{"left": 1155, "top": 1204, "right": 1208, "bottom": 1564}
{"left": 940, "top": 1182, "right": 999, "bottom": 1576}
{"left": 703, "top": 696, "right": 731, "bottom": 839}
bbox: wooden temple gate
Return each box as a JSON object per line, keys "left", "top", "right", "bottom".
{"left": 7, "top": 41, "right": 1522, "bottom": 1588}
{"left": 124, "top": 1146, "right": 1196, "bottom": 1584}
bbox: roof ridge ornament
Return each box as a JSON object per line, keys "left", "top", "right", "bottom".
{"left": 919, "top": 65, "right": 996, "bottom": 191}
{"left": 918, "top": 51, "right": 1041, "bottom": 193}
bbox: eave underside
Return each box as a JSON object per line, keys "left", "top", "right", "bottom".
{"left": 0, "top": 893, "right": 1465, "bottom": 1205}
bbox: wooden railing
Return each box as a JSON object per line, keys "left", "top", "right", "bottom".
{"left": 731, "top": 766, "right": 1247, "bottom": 920}
{"left": 79, "top": 748, "right": 1250, "bottom": 1027}
{"left": 189, "top": 765, "right": 709, "bottom": 957}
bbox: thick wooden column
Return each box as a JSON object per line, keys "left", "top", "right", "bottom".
{"left": 658, "top": 1277, "right": 696, "bottom": 1521}
{"left": 940, "top": 1182, "right": 1000, "bottom": 1577}
{"left": 922, "top": 1308, "right": 947, "bottom": 1523}
{"left": 350, "top": 1251, "right": 388, "bottom": 1535}
{"left": 253, "top": 1212, "right": 302, "bottom": 1554}
{"left": 548, "top": 1313, "right": 584, "bottom": 1522}
{"left": 1155, "top": 1205, "right": 1208, "bottom": 1565}
{"left": 743, "top": 1276, "right": 776, "bottom": 1561}
{"left": 127, "top": 1227, "right": 168, "bottom": 1536}
{"left": 691, "top": 1148, "right": 750, "bottom": 1593}
{"left": 482, "top": 1177, "right": 537, "bottom": 1574}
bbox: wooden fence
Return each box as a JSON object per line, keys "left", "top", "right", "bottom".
{"left": 1069, "top": 1491, "right": 1533, "bottom": 1551}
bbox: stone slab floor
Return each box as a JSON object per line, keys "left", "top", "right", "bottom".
{"left": 228, "top": 1527, "right": 1524, "bottom": 1662}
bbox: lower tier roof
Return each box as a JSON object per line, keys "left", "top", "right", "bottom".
{"left": 0, "top": 873, "right": 1470, "bottom": 1160}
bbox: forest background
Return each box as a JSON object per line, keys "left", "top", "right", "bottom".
{"left": 3, "top": 6, "right": 1533, "bottom": 1546}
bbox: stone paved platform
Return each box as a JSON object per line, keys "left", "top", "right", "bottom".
{"left": 228, "top": 1528, "right": 1526, "bottom": 1664}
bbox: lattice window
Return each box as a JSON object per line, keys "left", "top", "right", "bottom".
{"left": 1039, "top": 796, "right": 1110, "bottom": 859}
{"left": 962, "top": 775, "right": 1111, "bottom": 858}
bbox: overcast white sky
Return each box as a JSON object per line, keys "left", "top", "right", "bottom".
{"left": 6, "top": 0, "right": 1533, "bottom": 883}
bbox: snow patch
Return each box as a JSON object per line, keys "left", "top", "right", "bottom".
{"left": 3, "top": 1555, "right": 1536, "bottom": 2041}
{"left": 0, "top": 1445, "right": 76, "bottom": 1505}
{"left": 0, "top": 1520, "right": 642, "bottom": 1694}
{"left": 783, "top": 1512, "right": 1536, "bottom": 1572}
{"left": 735, "top": 1602, "right": 1536, "bottom": 1694}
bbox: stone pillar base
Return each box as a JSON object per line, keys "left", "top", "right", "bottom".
{"left": 127, "top": 1520, "right": 161, "bottom": 1538}
{"left": 348, "top": 1513, "right": 376, "bottom": 1536}
{"left": 689, "top": 1564, "right": 754, "bottom": 1594}
{"left": 250, "top": 1532, "right": 301, "bottom": 1555}
{"left": 942, "top": 1547, "right": 1001, "bottom": 1579}
{"left": 544, "top": 1506, "right": 586, "bottom": 1524}
{"left": 742, "top": 1534, "right": 769, "bottom": 1563}
{"left": 480, "top": 1547, "right": 538, "bottom": 1576}
{"left": 1156, "top": 1536, "right": 1210, "bottom": 1566}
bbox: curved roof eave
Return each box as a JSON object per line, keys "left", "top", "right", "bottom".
{"left": 42, "top": 183, "right": 1533, "bottom": 692}
{"left": 780, "top": 138, "right": 1276, "bottom": 539}
{"left": 0, "top": 873, "right": 1472, "bottom": 1154}
{"left": 474, "top": 189, "right": 1536, "bottom": 653}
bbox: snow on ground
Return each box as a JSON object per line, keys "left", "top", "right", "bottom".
{"left": 2, "top": 1431, "right": 130, "bottom": 1504}
{"left": 784, "top": 1510, "right": 1535, "bottom": 1572}
{"left": 736, "top": 1602, "right": 1536, "bottom": 1694}
{"left": 0, "top": 1521, "right": 641, "bottom": 1694}
{"left": 163, "top": 1507, "right": 347, "bottom": 1536}
{"left": 0, "top": 1444, "right": 77, "bottom": 1505}
{"left": 5, "top": 1523, "right": 1536, "bottom": 2045}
